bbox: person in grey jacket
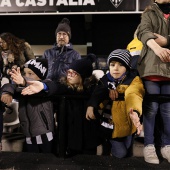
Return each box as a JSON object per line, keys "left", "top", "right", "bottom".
{"left": 0, "top": 58, "right": 54, "bottom": 153}
{"left": 43, "top": 18, "right": 81, "bottom": 81}
{"left": 137, "top": 0, "right": 170, "bottom": 164}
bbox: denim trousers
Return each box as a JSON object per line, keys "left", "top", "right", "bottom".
{"left": 143, "top": 80, "right": 170, "bottom": 146}
{"left": 110, "top": 135, "right": 133, "bottom": 158}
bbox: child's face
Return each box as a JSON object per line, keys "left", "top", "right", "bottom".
{"left": 67, "top": 69, "right": 81, "bottom": 85}
{"left": 109, "top": 61, "right": 126, "bottom": 79}
{"left": 24, "top": 68, "right": 41, "bottom": 81}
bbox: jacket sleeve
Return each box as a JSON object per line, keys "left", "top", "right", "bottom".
{"left": 125, "top": 76, "right": 145, "bottom": 116}
{"left": 43, "top": 80, "right": 68, "bottom": 96}
{"left": 137, "top": 11, "right": 157, "bottom": 45}
{"left": 0, "top": 83, "right": 16, "bottom": 96}
{"left": 87, "top": 83, "right": 110, "bottom": 109}
{"left": 74, "top": 51, "right": 81, "bottom": 60}
{"left": 24, "top": 42, "right": 35, "bottom": 61}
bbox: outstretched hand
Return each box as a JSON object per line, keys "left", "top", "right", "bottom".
{"left": 129, "top": 108, "right": 142, "bottom": 135}
{"left": 21, "top": 81, "right": 44, "bottom": 95}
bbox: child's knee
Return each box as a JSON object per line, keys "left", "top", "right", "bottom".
{"left": 111, "top": 147, "right": 127, "bottom": 158}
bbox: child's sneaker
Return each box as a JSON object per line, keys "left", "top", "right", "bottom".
{"left": 143, "top": 145, "right": 159, "bottom": 164}
{"left": 161, "top": 145, "right": 170, "bottom": 163}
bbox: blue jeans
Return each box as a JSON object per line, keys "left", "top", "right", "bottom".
{"left": 143, "top": 80, "right": 170, "bottom": 146}
{"left": 110, "top": 135, "right": 133, "bottom": 158}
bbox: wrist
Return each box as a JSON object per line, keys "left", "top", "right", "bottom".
{"left": 43, "top": 83, "right": 48, "bottom": 91}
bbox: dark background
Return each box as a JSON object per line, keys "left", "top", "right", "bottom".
{"left": 0, "top": 14, "right": 141, "bottom": 56}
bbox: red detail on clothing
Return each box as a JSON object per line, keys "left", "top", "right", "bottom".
{"left": 164, "top": 14, "right": 170, "bottom": 19}
{"left": 144, "top": 76, "right": 170, "bottom": 81}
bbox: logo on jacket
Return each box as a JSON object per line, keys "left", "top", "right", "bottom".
{"left": 110, "top": 0, "right": 123, "bottom": 8}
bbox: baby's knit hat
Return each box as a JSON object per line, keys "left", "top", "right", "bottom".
{"left": 24, "top": 58, "right": 48, "bottom": 80}
{"left": 107, "top": 49, "right": 132, "bottom": 70}
{"left": 69, "top": 54, "right": 96, "bottom": 79}
{"left": 55, "top": 18, "right": 71, "bottom": 39}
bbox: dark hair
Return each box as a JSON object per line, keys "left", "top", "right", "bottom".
{"left": 0, "top": 32, "right": 26, "bottom": 60}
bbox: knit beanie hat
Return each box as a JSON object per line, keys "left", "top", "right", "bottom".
{"left": 69, "top": 53, "right": 96, "bottom": 79}
{"left": 55, "top": 18, "right": 71, "bottom": 39}
{"left": 107, "top": 49, "right": 132, "bottom": 70}
{"left": 24, "top": 58, "right": 48, "bottom": 80}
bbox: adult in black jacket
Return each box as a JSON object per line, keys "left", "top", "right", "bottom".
{"left": 43, "top": 18, "right": 81, "bottom": 81}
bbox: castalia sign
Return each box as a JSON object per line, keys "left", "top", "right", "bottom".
{"left": 0, "top": 0, "right": 150, "bottom": 14}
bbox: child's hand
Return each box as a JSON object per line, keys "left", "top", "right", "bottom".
{"left": 21, "top": 81, "right": 44, "bottom": 95}
{"left": 10, "top": 67, "right": 24, "bottom": 85}
{"left": 109, "top": 89, "right": 118, "bottom": 101}
{"left": 129, "top": 108, "right": 142, "bottom": 135}
{"left": 1, "top": 93, "right": 13, "bottom": 105}
{"left": 86, "top": 106, "right": 96, "bottom": 120}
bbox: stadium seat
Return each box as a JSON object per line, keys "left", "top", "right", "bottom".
{"left": 3, "top": 99, "right": 20, "bottom": 133}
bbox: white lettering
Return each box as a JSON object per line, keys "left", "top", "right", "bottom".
{"left": 40, "top": 65, "right": 47, "bottom": 76}
{"left": 25, "top": 0, "right": 36, "bottom": 6}
{"left": 16, "top": 0, "right": 24, "bottom": 7}
{"left": 37, "top": 0, "right": 46, "bottom": 6}
{"left": 78, "top": 0, "right": 82, "bottom": 5}
{"left": 0, "top": 0, "right": 11, "bottom": 7}
{"left": 69, "top": 0, "right": 77, "bottom": 5}
{"left": 56, "top": 0, "right": 95, "bottom": 6}
{"left": 27, "top": 60, "right": 47, "bottom": 76}
{"left": 83, "top": 0, "right": 95, "bottom": 5}
{"left": 14, "top": 0, "right": 95, "bottom": 7}
{"left": 49, "top": 0, "right": 54, "bottom": 6}
{"left": 56, "top": 0, "right": 68, "bottom": 6}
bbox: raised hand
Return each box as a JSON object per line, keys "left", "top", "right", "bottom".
{"left": 10, "top": 67, "right": 24, "bottom": 85}
{"left": 21, "top": 81, "right": 44, "bottom": 95}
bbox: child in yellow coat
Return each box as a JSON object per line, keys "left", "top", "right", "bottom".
{"left": 86, "top": 49, "right": 145, "bottom": 158}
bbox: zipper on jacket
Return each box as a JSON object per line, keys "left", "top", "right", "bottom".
{"left": 40, "top": 111, "right": 49, "bottom": 130}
